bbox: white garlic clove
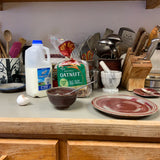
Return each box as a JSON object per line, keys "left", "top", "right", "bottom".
{"left": 16, "top": 94, "right": 30, "bottom": 106}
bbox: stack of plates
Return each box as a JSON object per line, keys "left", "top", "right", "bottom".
{"left": 145, "top": 73, "right": 160, "bottom": 88}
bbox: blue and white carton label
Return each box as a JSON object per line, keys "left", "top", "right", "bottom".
{"left": 37, "top": 68, "right": 51, "bottom": 91}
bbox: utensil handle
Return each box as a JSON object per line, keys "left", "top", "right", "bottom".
{"left": 144, "top": 38, "right": 160, "bottom": 60}
{"left": 0, "top": 42, "right": 7, "bottom": 58}
{"left": 43, "top": 46, "right": 50, "bottom": 63}
{"left": 65, "top": 80, "right": 96, "bottom": 95}
{"left": 134, "top": 32, "right": 149, "bottom": 56}
{"left": 132, "top": 27, "right": 146, "bottom": 52}
{"left": 99, "top": 61, "right": 111, "bottom": 73}
{"left": 6, "top": 42, "right": 9, "bottom": 57}
{"left": 0, "top": 155, "right": 7, "bottom": 160}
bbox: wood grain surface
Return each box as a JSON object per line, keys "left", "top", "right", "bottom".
{"left": 0, "top": 118, "right": 160, "bottom": 139}
{"left": 68, "top": 140, "right": 160, "bottom": 160}
{"left": 0, "top": 155, "right": 7, "bottom": 160}
{"left": 1, "top": 0, "right": 159, "bottom": 11}
{"left": 0, "top": 118, "right": 159, "bottom": 159}
{"left": 0, "top": 139, "right": 58, "bottom": 160}
{"left": 146, "top": 0, "right": 160, "bottom": 9}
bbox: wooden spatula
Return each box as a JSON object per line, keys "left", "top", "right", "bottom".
{"left": 16, "top": 38, "right": 27, "bottom": 58}
{"left": 19, "top": 38, "right": 26, "bottom": 48}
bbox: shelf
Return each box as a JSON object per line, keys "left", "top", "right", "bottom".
{"left": 146, "top": 0, "right": 160, "bottom": 9}
{"left": 0, "top": 0, "right": 2, "bottom": 11}
{"left": 0, "top": 0, "right": 160, "bottom": 11}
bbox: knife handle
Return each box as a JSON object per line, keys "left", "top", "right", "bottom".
{"left": 132, "top": 27, "right": 146, "bottom": 52}
{"left": 144, "top": 38, "right": 160, "bottom": 60}
{"left": 134, "top": 32, "right": 149, "bottom": 56}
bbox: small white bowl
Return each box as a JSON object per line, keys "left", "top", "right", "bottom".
{"left": 101, "top": 70, "right": 122, "bottom": 93}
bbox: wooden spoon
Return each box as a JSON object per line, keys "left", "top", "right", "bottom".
{"left": 3, "top": 30, "right": 12, "bottom": 57}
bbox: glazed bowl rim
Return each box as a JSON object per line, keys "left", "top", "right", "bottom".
{"left": 47, "top": 87, "right": 77, "bottom": 97}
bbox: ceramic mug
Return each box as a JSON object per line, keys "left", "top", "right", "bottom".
{"left": 0, "top": 58, "right": 20, "bottom": 84}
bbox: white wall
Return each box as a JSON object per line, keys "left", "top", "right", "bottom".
{"left": 0, "top": 1, "right": 160, "bottom": 50}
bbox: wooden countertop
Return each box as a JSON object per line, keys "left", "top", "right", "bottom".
{"left": 0, "top": 89, "right": 160, "bottom": 140}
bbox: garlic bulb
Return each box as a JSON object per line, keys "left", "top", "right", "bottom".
{"left": 16, "top": 94, "right": 30, "bottom": 106}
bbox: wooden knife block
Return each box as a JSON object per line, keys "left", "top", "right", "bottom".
{"left": 121, "top": 48, "right": 152, "bottom": 91}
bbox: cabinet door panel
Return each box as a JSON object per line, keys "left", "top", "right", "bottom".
{"left": 0, "top": 139, "right": 58, "bottom": 160}
{"left": 68, "top": 140, "right": 160, "bottom": 160}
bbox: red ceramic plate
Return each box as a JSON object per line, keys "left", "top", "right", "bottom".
{"left": 92, "top": 95, "right": 158, "bottom": 118}
{"left": 133, "top": 88, "right": 160, "bottom": 98}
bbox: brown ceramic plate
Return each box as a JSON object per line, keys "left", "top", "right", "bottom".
{"left": 92, "top": 95, "right": 158, "bottom": 118}
{"left": 133, "top": 88, "right": 160, "bottom": 98}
